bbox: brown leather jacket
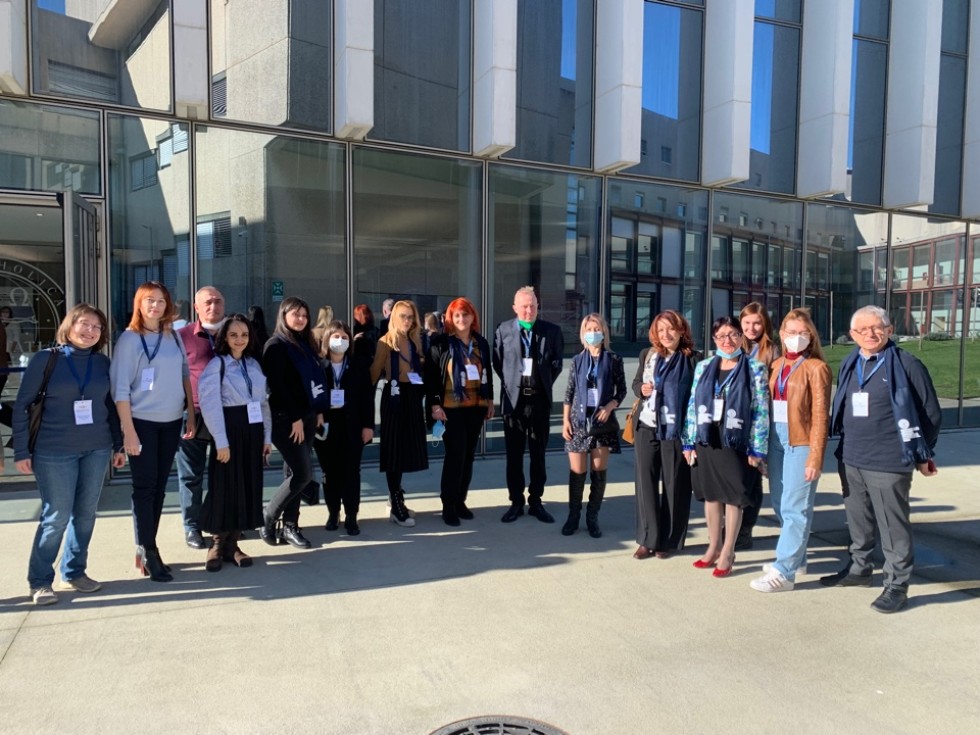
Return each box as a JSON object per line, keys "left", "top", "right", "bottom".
{"left": 769, "top": 355, "right": 831, "bottom": 472}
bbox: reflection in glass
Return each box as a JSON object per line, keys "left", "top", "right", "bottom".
{"left": 930, "top": 54, "right": 967, "bottom": 216}
{"left": 30, "top": 0, "right": 172, "bottom": 111}
{"left": 504, "top": 0, "right": 594, "bottom": 167}
{"left": 853, "top": 0, "right": 890, "bottom": 39}
{"left": 0, "top": 98, "right": 100, "bottom": 195}
{"left": 755, "top": 0, "right": 801, "bottom": 23}
{"left": 848, "top": 39, "right": 887, "bottom": 205}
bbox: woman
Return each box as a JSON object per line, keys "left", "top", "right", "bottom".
{"left": 631, "top": 310, "right": 698, "bottom": 559}
{"left": 682, "top": 316, "right": 769, "bottom": 577}
{"left": 247, "top": 305, "right": 271, "bottom": 349}
{"left": 370, "top": 299, "right": 428, "bottom": 527}
{"left": 13, "top": 305, "right": 126, "bottom": 605}
{"left": 1, "top": 305, "right": 23, "bottom": 357}
{"left": 737, "top": 301, "right": 780, "bottom": 551}
{"left": 351, "top": 303, "right": 379, "bottom": 361}
{"left": 426, "top": 298, "right": 494, "bottom": 526}
{"left": 260, "top": 297, "right": 327, "bottom": 549}
{"left": 312, "top": 320, "right": 375, "bottom": 536}
{"left": 311, "top": 305, "right": 335, "bottom": 347}
{"left": 198, "top": 314, "right": 272, "bottom": 571}
{"left": 561, "top": 313, "right": 626, "bottom": 538}
{"left": 750, "top": 309, "right": 831, "bottom": 592}
{"left": 111, "top": 282, "right": 195, "bottom": 582}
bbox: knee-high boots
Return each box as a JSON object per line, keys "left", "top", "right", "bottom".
{"left": 562, "top": 471, "right": 588, "bottom": 536}
{"left": 586, "top": 469, "right": 607, "bottom": 538}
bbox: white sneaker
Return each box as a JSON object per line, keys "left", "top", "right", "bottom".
{"left": 764, "top": 561, "right": 806, "bottom": 576}
{"left": 62, "top": 575, "right": 102, "bottom": 593}
{"left": 750, "top": 569, "right": 795, "bottom": 593}
{"left": 31, "top": 587, "right": 58, "bottom": 606}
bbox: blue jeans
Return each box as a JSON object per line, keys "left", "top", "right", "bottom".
{"left": 176, "top": 413, "right": 209, "bottom": 532}
{"left": 768, "top": 421, "right": 818, "bottom": 581}
{"left": 28, "top": 448, "right": 112, "bottom": 589}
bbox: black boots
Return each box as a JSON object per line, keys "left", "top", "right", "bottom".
{"left": 389, "top": 490, "right": 416, "bottom": 527}
{"left": 139, "top": 546, "right": 172, "bottom": 582}
{"left": 586, "top": 469, "right": 607, "bottom": 538}
{"left": 562, "top": 471, "right": 587, "bottom": 536}
{"left": 205, "top": 534, "right": 225, "bottom": 572}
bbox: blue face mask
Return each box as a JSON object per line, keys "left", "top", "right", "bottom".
{"left": 716, "top": 346, "right": 743, "bottom": 360}
{"left": 584, "top": 331, "right": 604, "bottom": 347}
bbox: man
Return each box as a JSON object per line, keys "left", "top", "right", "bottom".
{"left": 176, "top": 286, "right": 227, "bottom": 548}
{"left": 492, "top": 286, "right": 564, "bottom": 523}
{"left": 820, "top": 305, "right": 940, "bottom": 613}
{"left": 378, "top": 298, "right": 395, "bottom": 336}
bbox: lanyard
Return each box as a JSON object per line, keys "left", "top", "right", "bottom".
{"left": 775, "top": 355, "right": 806, "bottom": 399}
{"left": 856, "top": 353, "right": 885, "bottom": 389}
{"left": 520, "top": 329, "right": 532, "bottom": 358}
{"left": 236, "top": 357, "right": 253, "bottom": 398}
{"left": 714, "top": 365, "right": 737, "bottom": 398}
{"left": 64, "top": 350, "right": 93, "bottom": 398}
{"left": 749, "top": 342, "right": 759, "bottom": 358}
{"left": 330, "top": 357, "right": 347, "bottom": 386}
{"left": 464, "top": 339, "right": 475, "bottom": 360}
{"left": 139, "top": 332, "right": 163, "bottom": 363}
{"left": 587, "top": 354, "right": 598, "bottom": 383}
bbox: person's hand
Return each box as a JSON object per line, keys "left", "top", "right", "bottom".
{"left": 431, "top": 406, "right": 447, "bottom": 422}
{"left": 15, "top": 458, "right": 32, "bottom": 474}
{"left": 917, "top": 460, "right": 938, "bottom": 476}
{"left": 289, "top": 419, "right": 305, "bottom": 444}
{"left": 683, "top": 449, "right": 697, "bottom": 466}
{"left": 183, "top": 413, "right": 196, "bottom": 440}
{"left": 316, "top": 413, "right": 324, "bottom": 428}
{"left": 595, "top": 402, "right": 616, "bottom": 424}
{"left": 262, "top": 444, "right": 272, "bottom": 465}
{"left": 111, "top": 452, "right": 127, "bottom": 469}
{"left": 804, "top": 467, "right": 821, "bottom": 482}
{"left": 641, "top": 383, "right": 654, "bottom": 397}
{"left": 216, "top": 447, "right": 230, "bottom": 463}
{"left": 747, "top": 456, "right": 762, "bottom": 469}
{"left": 124, "top": 429, "right": 141, "bottom": 456}
{"left": 361, "top": 428, "right": 374, "bottom": 445}
{"left": 562, "top": 418, "right": 572, "bottom": 441}
{"left": 485, "top": 403, "right": 494, "bottom": 421}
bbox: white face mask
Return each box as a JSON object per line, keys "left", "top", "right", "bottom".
{"left": 783, "top": 334, "right": 810, "bottom": 353}
{"left": 328, "top": 337, "right": 349, "bottom": 354}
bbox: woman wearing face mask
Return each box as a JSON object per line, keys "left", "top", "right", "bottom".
{"left": 198, "top": 314, "right": 272, "bottom": 570}
{"left": 312, "top": 321, "right": 375, "bottom": 535}
{"left": 750, "top": 309, "right": 831, "bottom": 592}
{"left": 259, "top": 297, "right": 327, "bottom": 549}
{"left": 425, "top": 298, "right": 494, "bottom": 526}
{"left": 682, "top": 316, "right": 769, "bottom": 577}
{"left": 737, "top": 301, "right": 780, "bottom": 551}
{"left": 630, "top": 310, "right": 699, "bottom": 560}
{"left": 561, "top": 314, "right": 626, "bottom": 538}
{"left": 370, "top": 300, "right": 428, "bottom": 527}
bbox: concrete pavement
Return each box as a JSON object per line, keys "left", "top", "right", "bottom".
{"left": 0, "top": 431, "right": 978, "bottom": 734}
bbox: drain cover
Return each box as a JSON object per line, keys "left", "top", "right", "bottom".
{"left": 430, "top": 716, "right": 568, "bottom": 735}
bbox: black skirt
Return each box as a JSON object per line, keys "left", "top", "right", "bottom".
{"left": 201, "top": 405, "right": 265, "bottom": 533}
{"left": 378, "top": 380, "right": 428, "bottom": 474}
{"left": 691, "top": 423, "right": 753, "bottom": 507}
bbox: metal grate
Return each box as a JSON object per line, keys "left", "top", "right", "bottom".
{"left": 430, "top": 716, "right": 568, "bottom": 735}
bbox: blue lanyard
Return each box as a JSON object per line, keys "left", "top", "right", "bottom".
{"left": 587, "top": 354, "right": 598, "bottom": 383}
{"left": 714, "top": 364, "right": 737, "bottom": 398}
{"left": 856, "top": 353, "right": 885, "bottom": 389}
{"left": 139, "top": 332, "right": 163, "bottom": 363}
{"left": 330, "top": 357, "right": 347, "bottom": 386}
{"left": 520, "top": 329, "right": 532, "bottom": 358}
{"left": 749, "top": 342, "right": 759, "bottom": 358}
{"left": 237, "top": 357, "right": 253, "bottom": 398}
{"left": 64, "top": 350, "right": 93, "bottom": 398}
{"left": 775, "top": 356, "right": 806, "bottom": 398}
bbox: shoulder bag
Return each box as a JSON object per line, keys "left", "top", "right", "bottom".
{"left": 621, "top": 398, "right": 641, "bottom": 445}
{"left": 26, "top": 349, "right": 60, "bottom": 453}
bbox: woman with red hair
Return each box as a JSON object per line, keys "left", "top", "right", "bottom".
{"left": 351, "top": 303, "right": 379, "bottom": 361}
{"left": 425, "top": 297, "right": 494, "bottom": 525}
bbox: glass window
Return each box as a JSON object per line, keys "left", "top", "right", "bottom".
{"left": 30, "top": 0, "right": 172, "bottom": 111}
{"left": 755, "top": 0, "right": 801, "bottom": 23}
{"left": 891, "top": 247, "right": 909, "bottom": 290}
{"left": 504, "top": 0, "right": 594, "bottom": 167}
{"left": 930, "top": 54, "right": 967, "bottom": 216}
{"left": 848, "top": 39, "right": 887, "bottom": 205}
{"left": 0, "top": 99, "right": 100, "bottom": 195}
{"left": 911, "top": 246, "right": 931, "bottom": 289}
{"left": 624, "top": 1, "right": 702, "bottom": 181}
{"left": 941, "top": 0, "right": 969, "bottom": 54}
{"left": 372, "top": 0, "right": 471, "bottom": 151}
{"left": 853, "top": 0, "right": 890, "bottom": 39}
{"left": 209, "top": 0, "right": 332, "bottom": 132}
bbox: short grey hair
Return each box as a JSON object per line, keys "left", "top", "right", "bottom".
{"left": 850, "top": 305, "right": 890, "bottom": 329}
{"left": 514, "top": 285, "right": 537, "bottom": 302}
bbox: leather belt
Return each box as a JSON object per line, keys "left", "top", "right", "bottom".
{"left": 521, "top": 387, "right": 538, "bottom": 396}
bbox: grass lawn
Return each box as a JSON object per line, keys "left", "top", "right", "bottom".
{"left": 821, "top": 338, "right": 980, "bottom": 399}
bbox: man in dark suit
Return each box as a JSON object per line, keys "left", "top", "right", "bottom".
{"left": 492, "top": 286, "right": 564, "bottom": 523}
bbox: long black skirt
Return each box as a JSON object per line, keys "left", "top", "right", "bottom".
{"left": 201, "top": 405, "right": 265, "bottom": 533}
{"left": 379, "top": 381, "right": 428, "bottom": 474}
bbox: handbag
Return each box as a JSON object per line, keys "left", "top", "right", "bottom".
{"left": 621, "top": 398, "right": 641, "bottom": 445}
{"left": 26, "top": 349, "right": 60, "bottom": 453}
{"left": 586, "top": 412, "right": 620, "bottom": 438}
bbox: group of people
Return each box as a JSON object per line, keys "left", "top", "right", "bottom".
{"left": 10, "top": 284, "right": 941, "bottom": 615}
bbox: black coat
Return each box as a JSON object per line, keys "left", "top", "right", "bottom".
{"left": 322, "top": 354, "right": 375, "bottom": 448}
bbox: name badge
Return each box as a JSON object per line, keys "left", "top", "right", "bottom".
{"left": 140, "top": 367, "right": 155, "bottom": 392}
{"left": 851, "top": 392, "right": 869, "bottom": 417}
{"left": 73, "top": 399, "right": 94, "bottom": 425}
{"left": 330, "top": 389, "right": 345, "bottom": 407}
{"left": 522, "top": 358, "right": 533, "bottom": 377}
{"left": 465, "top": 364, "right": 480, "bottom": 381}
{"left": 772, "top": 400, "right": 788, "bottom": 423}
{"left": 713, "top": 398, "right": 724, "bottom": 422}
{"left": 587, "top": 388, "right": 599, "bottom": 407}
{"left": 408, "top": 371, "right": 423, "bottom": 385}
{"left": 247, "top": 401, "right": 263, "bottom": 424}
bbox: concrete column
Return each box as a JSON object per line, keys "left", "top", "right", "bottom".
{"left": 0, "top": 0, "right": 28, "bottom": 94}
{"left": 882, "top": 0, "right": 942, "bottom": 209}
{"left": 797, "top": 0, "right": 853, "bottom": 198}
{"left": 173, "top": 0, "right": 208, "bottom": 119}
{"left": 961, "top": 0, "right": 980, "bottom": 218}
{"left": 593, "top": 0, "right": 643, "bottom": 173}
{"left": 701, "top": 0, "right": 754, "bottom": 186}
{"left": 334, "top": 0, "right": 373, "bottom": 140}
{"left": 472, "top": 0, "right": 516, "bottom": 158}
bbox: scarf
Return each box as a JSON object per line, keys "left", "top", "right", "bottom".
{"left": 652, "top": 351, "right": 694, "bottom": 441}
{"left": 572, "top": 348, "right": 613, "bottom": 422}
{"left": 274, "top": 333, "right": 327, "bottom": 413}
{"left": 449, "top": 334, "right": 491, "bottom": 403}
{"left": 832, "top": 341, "right": 933, "bottom": 466}
{"left": 387, "top": 339, "right": 422, "bottom": 409}
{"left": 692, "top": 354, "right": 753, "bottom": 451}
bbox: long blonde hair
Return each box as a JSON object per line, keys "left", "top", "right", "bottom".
{"left": 380, "top": 300, "right": 423, "bottom": 356}
{"left": 779, "top": 308, "right": 825, "bottom": 361}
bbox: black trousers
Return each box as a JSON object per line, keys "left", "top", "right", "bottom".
{"left": 741, "top": 466, "right": 764, "bottom": 532}
{"left": 441, "top": 406, "right": 486, "bottom": 509}
{"left": 130, "top": 417, "right": 183, "bottom": 548}
{"left": 633, "top": 426, "right": 692, "bottom": 551}
{"left": 502, "top": 394, "right": 552, "bottom": 505}
{"left": 312, "top": 413, "right": 364, "bottom": 517}
{"left": 268, "top": 411, "right": 315, "bottom": 525}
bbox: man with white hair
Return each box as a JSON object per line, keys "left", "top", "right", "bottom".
{"left": 821, "top": 305, "right": 941, "bottom": 613}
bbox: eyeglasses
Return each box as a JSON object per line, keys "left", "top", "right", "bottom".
{"left": 396, "top": 313, "right": 414, "bottom": 321}
{"left": 75, "top": 320, "right": 103, "bottom": 332}
{"left": 713, "top": 331, "right": 742, "bottom": 343}
{"left": 782, "top": 330, "right": 808, "bottom": 337}
{"left": 851, "top": 326, "right": 887, "bottom": 336}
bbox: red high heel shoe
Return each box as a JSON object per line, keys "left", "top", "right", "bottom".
{"left": 713, "top": 555, "right": 736, "bottom": 578}
{"left": 693, "top": 555, "right": 719, "bottom": 569}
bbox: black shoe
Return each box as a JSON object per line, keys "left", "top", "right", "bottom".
{"left": 344, "top": 516, "right": 360, "bottom": 536}
{"left": 442, "top": 507, "right": 461, "bottom": 527}
{"left": 819, "top": 569, "right": 873, "bottom": 587}
{"left": 456, "top": 503, "right": 475, "bottom": 520}
{"left": 139, "top": 547, "right": 173, "bottom": 583}
{"left": 325, "top": 511, "right": 340, "bottom": 531}
{"left": 501, "top": 503, "right": 525, "bottom": 523}
{"left": 259, "top": 514, "right": 281, "bottom": 547}
{"left": 871, "top": 588, "right": 908, "bottom": 614}
{"left": 527, "top": 503, "right": 555, "bottom": 524}
{"left": 281, "top": 523, "right": 312, "bottom": 549}
{"left": 733, "top": 528, "right": 754, "bottom": 551}
{"left": 185, "top": 529, "right": 206, "bottom": 549}
{"left": 586, "top": 517, "right": 602, "bottom": 538}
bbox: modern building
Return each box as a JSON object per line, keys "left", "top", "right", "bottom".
{"left": 1, "top": 0, "right": 978, "bottom": 455}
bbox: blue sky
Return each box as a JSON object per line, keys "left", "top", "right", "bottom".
{"left": 37, "top": 0, "right": 66, "bottom": 12}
